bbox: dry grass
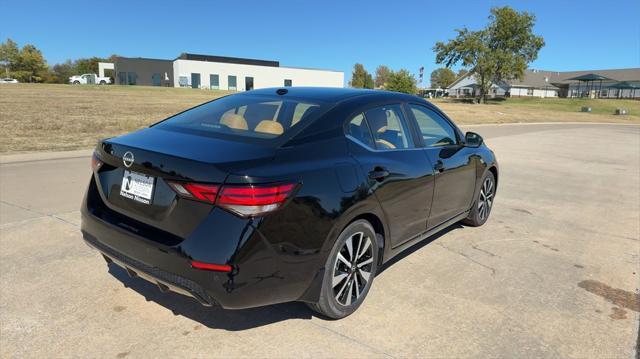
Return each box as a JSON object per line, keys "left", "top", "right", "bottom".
{"left": 431, "top": 97, "right": 640, "bottom": 125}
{"left": 0, "top": 84, "right": 231, "bottom": 153}
{"left": 0, "top": 84, "right": 638, "bottom": 154}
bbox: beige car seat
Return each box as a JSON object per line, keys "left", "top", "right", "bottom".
{"left": 220, "top": 113, "right": 248, "bottom": 130}
{"left": 255, "top": 120, "right": 284, "bottom": 135}
{"left": 366, "top": 109, "right": 396, "bottom": 149}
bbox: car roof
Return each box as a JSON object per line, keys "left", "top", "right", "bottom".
{"left": 246, "top": 87, "right": 418, "bottom": 103}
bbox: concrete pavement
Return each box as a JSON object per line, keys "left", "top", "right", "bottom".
{"left": 1, "top": 123, "right": 639, "bottom": 357}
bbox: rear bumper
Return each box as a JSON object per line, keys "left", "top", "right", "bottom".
{"left": 80, "top": 176, "right": 325, "bottom": 309}
{"left": 83, "top": 231, "right": 218, "bottom": 306}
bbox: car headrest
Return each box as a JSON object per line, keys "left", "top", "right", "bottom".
{"left": 255, "top": 120, "right": 284, "bottom": 135}
{"left": 220, "top": 113, "right": 248, "bottom": 130}
{"left": 367, "top": 108, "right": 388, "bottom": 133}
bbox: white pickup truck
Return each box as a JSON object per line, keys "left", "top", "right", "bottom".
{"left": 69, "top": 73, "right": 111, "bottom": 85}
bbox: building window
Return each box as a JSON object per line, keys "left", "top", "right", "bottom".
{"left": 284, "top": 79, "right": 292, "bottom": 87}
{"left": 245, "top": 76, "right": 254, "bottom": 91}
{"left": 600, "top": 89, "right": 608, "bottom": 97}
{"left": 118, "top": 72, "right": 126, "bottom": 85}
{"left": 527, "top": 88, "right": 534, "bottom": 96}
{"left": 210, "top": 74, "right": 219, "bottom": 89}
{"left": 191, "top": 73, "right": 201, "bottom": 89}
{"left": 152, "top": 73, "right": 161, "bottom": 86}
{"left": 179, "top": 76, "right": 189, "bottom": 87}
{"left": 127, "top": 72, "right": 137, "bottom": 85}
{"left": 228, "top": 75, "right": 237, "bottom": 91}
{"left": 612, "top": 89, "right": 619, "bottom": 97}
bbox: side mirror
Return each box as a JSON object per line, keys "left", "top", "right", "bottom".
{"left": 465, "top": 132, "right": 483, "bottom": 148}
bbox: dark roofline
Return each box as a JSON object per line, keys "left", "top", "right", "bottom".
{"left": 115, "top": 56, "right": 173, "bottom": 62}
{"left": 176, "top": 53, "right": 279, "bottom": 67}
{"left": 565, "top": 73, "right": 614, "bottom": 81}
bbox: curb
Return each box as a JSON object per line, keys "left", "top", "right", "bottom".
{"left": 0, "top": 149, "right": 93, "bottom": 164}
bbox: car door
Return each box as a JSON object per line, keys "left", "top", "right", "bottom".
{"left": 406, "top": 103, "right": 477, "bottom": 229}
{"left": 346, "top": 104, "right": 435, "bottom": 247}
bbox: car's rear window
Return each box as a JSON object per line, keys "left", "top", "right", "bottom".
{"left": 155, "top": 94, "right": 330, "bottom": 140}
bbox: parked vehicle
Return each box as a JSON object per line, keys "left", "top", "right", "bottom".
{"left": 0, "top": 78, "right": 19, "bottom": 83}
{"left": 81, "top": 87, "right": 498, "bottom": 319}
{"left": 69, "top": 73, "right": 111, "bottom": 85}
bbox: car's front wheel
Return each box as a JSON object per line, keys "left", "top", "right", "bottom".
{"left": 307, "top": 220, "right": 378, "bottom": 319}
{"left": 463, "top": 171, "right": 496, "bottom": 226}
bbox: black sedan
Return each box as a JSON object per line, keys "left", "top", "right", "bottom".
{"left": 81, "top": 87, "right": 498, "bottom": 319}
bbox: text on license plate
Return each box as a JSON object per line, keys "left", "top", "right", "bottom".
{"left": 120, "top": 170, "right": 154, "bottom": 205}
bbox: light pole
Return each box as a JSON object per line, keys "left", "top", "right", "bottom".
{"left": 544, "top": 76, "right": 549, "bottom": 98}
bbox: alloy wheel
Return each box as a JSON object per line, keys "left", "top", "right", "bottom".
{"left": 478, "top": 176, "right": 495, "bottom": 221}
{"left": 332, "top": 231, "right": 374, "bottom": 306}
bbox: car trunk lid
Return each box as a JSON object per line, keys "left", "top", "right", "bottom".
{"left": 92, "top": 127, "right": 276, "bottom": 239}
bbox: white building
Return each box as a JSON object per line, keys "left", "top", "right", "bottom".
{"left": 448, "top": 68, "right": 640, "bottom": 99}
{"left": 173, "top": 54, "right": 344, "bottom": 91}
{"left": 112, "top": 53, "right": 343, "bottom": 90}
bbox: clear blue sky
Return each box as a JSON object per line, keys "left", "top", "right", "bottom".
{"left": 2, "top": 0, "right": 639, "bottom": 84}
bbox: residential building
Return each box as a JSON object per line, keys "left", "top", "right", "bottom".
{"left": 447, "top": 68, "right": 640, "bottom": 99}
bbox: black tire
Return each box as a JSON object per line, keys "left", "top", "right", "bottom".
{"left": 73, "top": 81, "right": 80, "bottom": 85}
{"left": 99, "top": 80, "right": 106, "bottom": 85}
{"left": 307, "top": 219, "right": 379, "bottom": 319}
{"left": 463, "top": 171, "right": 496, "bottom": 227}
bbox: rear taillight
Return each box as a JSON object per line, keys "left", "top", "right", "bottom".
{"left": 167, "top": 181, "right": 298, "bottom": 217}
{"left": 167, "top": 182, "right": 219, "bottom": 204}
{"left": 218, "top": 183, "right": 297, "bottom": 217}
{"left": 91, "top": 152, "right": 103, "bottom": 172}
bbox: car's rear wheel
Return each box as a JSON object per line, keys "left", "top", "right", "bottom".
{"left": 463, "top": 171, "right": 496, "bottom": 226}
{"left": 99, "top": 80, "right": 106, "bottom": 85}
{"left": 73, "top": 81, "right": 80, "bottom": 85}
{"left": 307, "top": 220, "right": 378, "bottom": 319}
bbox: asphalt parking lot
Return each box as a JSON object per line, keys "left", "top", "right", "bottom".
{"left": 1, "top": 123, "right": 638, "bottom": 358}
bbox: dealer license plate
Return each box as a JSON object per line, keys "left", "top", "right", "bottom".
{"left": 120, "top": 170, "right": 154, "bottom": 205}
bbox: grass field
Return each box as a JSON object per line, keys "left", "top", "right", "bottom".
{"left": 1, "top": 83, "right": 638, "bottom": 153}
{"left": 432, "top": 97, "right": 640, "bottom": 125}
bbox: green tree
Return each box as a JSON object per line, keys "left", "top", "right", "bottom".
{"left": 0, "top": 39, "right": 48, "bottom": 82}
{"left": 456, "top": 69, "right": 468, "bottom": 79}
{"left": 430, "top": 67, "right": 456, "bottom": 88}
{"left": 385, "top": 69, "right": 417, "bottom": 94}
{"left": 374, "top": 65, "right": 392, "bottom": 88}
{"left": 18, "top": 44, "right": 48, "bottom": 82}
{"left": 349, "top": 63, "right": 374, "bottom": 89}
{"left": 0, "top": 38, "right": 21, "bottom": 78}
{"left": 433, "top": 6, "right": 544, "bottom": 102}
{"left": 49, "top": 60, "right": 75, "bottom": 83}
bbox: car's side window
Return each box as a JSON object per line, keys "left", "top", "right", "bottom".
{"left": 346, "top": 113, "right": 376, "bottom": 149}
{"left": 363, "top": 105, "right": 414, "bottom": 150}
{"left": 409, "top": 105, "right": 458, "bottom": 147}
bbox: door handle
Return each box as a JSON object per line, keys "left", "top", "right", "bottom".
{"left": 434, "top": 160, "right": 445, "bottom": 173}
{"left": 368, "top": 167, "right": 390, "bottom": 181}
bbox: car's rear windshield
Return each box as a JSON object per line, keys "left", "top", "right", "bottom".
{"left": 155, "top": 94, "right": 331, "bottom": 141}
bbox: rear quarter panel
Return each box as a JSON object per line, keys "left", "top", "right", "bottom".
{"left": 223, "top": 134, "right": 386, "bottom": 301}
